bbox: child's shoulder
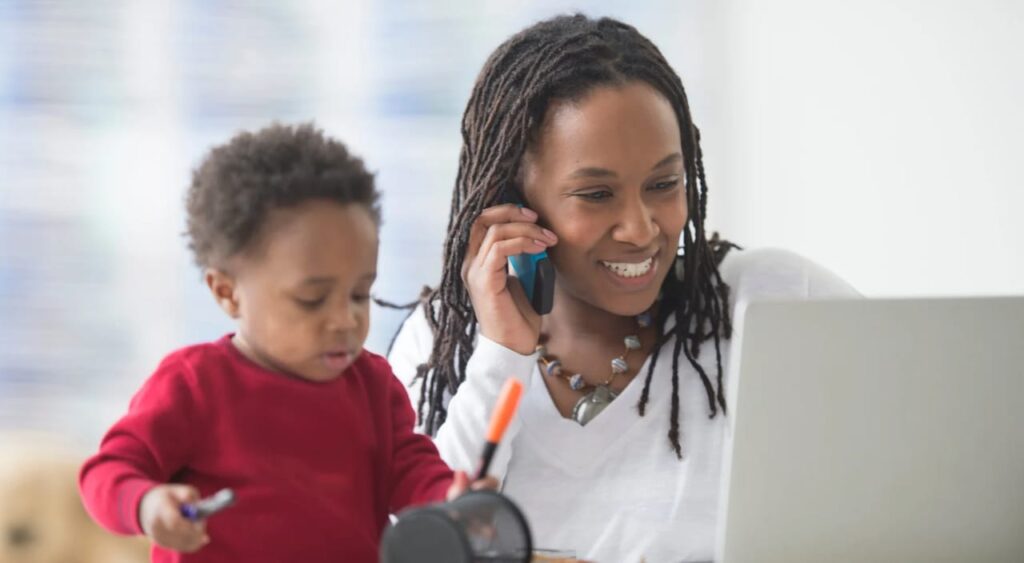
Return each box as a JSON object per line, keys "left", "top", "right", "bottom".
{"left": 350, "top": 348, "right": 391, "bottom": 377}
{"left": 157, "top": 334, "right": 235, "bottom": 370}
{"left": 349, "top": 348, "right": 410, "bottom": 391}
{"left": 143, "top": 335, "right": 238, "bottom": 391}
{"left": 125, "top": 337, "right": 236, "bottom": 409}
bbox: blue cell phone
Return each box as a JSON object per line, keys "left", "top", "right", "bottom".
{"left": 501, "top": 191, "right": 555, "bottom": 315}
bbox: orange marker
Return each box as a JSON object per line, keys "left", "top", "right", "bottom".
{"left": 475, "top": 378, "right": 524, "bottom": 480}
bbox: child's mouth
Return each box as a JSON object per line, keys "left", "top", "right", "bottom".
{"left": 323, "top": 351, "right": 353, "bottom": 372}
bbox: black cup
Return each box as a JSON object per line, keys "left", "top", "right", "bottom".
{"left": 381, "top": 490, "right": 533, "bottom": 563}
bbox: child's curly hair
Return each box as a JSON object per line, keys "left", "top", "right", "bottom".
{"left": 185, "top": 122, "right": 379, "bottom": 268}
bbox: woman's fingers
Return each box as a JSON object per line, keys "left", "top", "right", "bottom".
{"left": 477, "top": 238, "right": 549, "bottom": 288}
{"left": 466, "top": 205, "right": 541, "bottom": 259}
{"left": 474, "top": 223, "right": 556, "bottom": 273}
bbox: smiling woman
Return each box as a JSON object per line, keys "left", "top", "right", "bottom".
{"left": 387, "top": 14, "right": 859, "bottom": 562}
{"left": 521, "top": 82, "right": 687, "bottom": 319}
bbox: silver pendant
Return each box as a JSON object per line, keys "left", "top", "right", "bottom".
{"left": 571, "top": 385, "right": 617, "bottom": 426}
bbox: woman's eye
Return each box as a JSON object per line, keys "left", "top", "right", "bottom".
{"left": 651, "top": 178, "right": 681, "bottom": 192}
{"left": 577, "top": 190, "right": 613, "bottom": 201}
{"left": 352, "top": 294, "right": 371, "bottom": 303}
{"left": 295, "top": 296, "right": 327, "bottom": 310}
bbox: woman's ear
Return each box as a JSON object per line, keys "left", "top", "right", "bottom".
{"left": 205, "top": 268, "right": 241, "bottom": 318}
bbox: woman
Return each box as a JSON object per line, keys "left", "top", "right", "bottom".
{"left": 389, "top": 14, "right": 857, "bottom": 562}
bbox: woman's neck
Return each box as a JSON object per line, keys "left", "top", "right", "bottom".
{"left": 537, "top": 283, "right": 660, "bottom": 401}
{"left": 540, "top": 284, "right": 654, "bottom": 347}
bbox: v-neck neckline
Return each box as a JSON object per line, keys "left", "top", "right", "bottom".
{"left": 514, "top": 349, "right": 660, "bottom": 473}
{"left": 532, "top": 313, "right": 675, "bottom": 426}
{"left": 510, "top": 317, "right": 682, "bottom": 473}
{"left": 539, "top": 350, "right": 652, "bottom": 427}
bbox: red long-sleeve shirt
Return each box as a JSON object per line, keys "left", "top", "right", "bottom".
{"left": 79, "top": 335, "right": 453, "bottom": 562}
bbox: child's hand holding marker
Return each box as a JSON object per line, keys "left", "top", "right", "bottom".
{"left": 138, "top": 486, "right": 234, "bottom": 553}
{"left": 139, "top": 484, "right": 211, "bottom": 552}
{"left": 446, "top": 470, "right": 499, "bottom": 500}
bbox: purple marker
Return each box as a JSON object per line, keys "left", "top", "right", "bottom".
{"left": 180, "top": 488, "right": 236, "bottom": 521}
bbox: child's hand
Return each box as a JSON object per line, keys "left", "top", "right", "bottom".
{"left": 138, "top": 484, "right": 211, "bottom": 552}
{"left": 446, "top": 470, "right": 499, "bottom": 501}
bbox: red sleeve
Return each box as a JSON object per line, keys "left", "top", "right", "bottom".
{"left": 79, "top": 353, "right": 204, "bottom": 535}
{"left": 382, "top": 360, "right": 454, "bottom": 512}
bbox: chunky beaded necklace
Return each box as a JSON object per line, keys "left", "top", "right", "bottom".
{"left": 536, "top": 311, "right": 652, "bottom": 426}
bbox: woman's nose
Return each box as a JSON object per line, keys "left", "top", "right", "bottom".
{"left": 613, "top": 196, "right": 660, "bottom": 246}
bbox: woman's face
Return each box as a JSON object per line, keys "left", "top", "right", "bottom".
{"left": 520, "top": 81, "right": 687, "bottom": 317}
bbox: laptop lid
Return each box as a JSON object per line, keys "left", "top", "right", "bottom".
{"left": 716, "top": 297, "right": 1024, "bottom": 563}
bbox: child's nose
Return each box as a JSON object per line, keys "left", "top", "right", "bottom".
{"left": 326, "top": 305, "right": 358, "bottom": 332}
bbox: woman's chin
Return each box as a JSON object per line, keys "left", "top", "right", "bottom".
{"left": 593, "top": 287, "right": 662, "bottom": 318}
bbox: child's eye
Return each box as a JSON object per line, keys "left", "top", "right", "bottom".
{"left": 352, "top": 294, "right": 371, "bottom": 303}
{"left": 295, "top": 296, "right": 327, "bottom": 310}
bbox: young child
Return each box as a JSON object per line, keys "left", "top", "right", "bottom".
{"left": 79, "top": 123, "right": 483, "bottom": 562}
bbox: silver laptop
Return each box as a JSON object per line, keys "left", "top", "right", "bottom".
{"left": 715, "top": 297, "right": 1024, "bottom": 563}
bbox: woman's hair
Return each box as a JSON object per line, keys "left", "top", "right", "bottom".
{"left": 185, "top": 122, "right": 379, "bottom": 269}
{"left": 415, "top": 14, "right": 736, "bottom": 458}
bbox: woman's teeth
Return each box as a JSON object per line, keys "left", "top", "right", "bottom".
{"left": 601, "top": 257, "right": 654, "bottom": 278}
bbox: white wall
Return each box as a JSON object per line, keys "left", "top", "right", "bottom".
{"left": 704, "top": 0, "right": 1023, "bottom": 297}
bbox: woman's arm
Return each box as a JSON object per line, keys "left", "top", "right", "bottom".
{"left": 431, "top": 334, "right": 537, "bottom": 479}
{"left": 388, "top": 305, "right": 538, "bottom": 480}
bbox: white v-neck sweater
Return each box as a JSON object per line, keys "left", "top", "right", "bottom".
{"left": 389, "top": 249, "right": 859, "bottom": 562}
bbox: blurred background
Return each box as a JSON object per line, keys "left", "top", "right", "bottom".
{"left": 0, "top": 0, "right": 1021, "bottom": 459}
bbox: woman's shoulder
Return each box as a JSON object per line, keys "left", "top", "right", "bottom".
{"left": 387, "top": 303, "right": 436, "bottom": 388}
{"left": 718, "top": 247, "right": 860, "bottom": 303}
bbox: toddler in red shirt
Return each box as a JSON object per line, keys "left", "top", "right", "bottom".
{"left": 79, "top": 123, "right": 488, "bottom": 562}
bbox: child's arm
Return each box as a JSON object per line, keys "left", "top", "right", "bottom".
{"left": 79, "top": 356, "right": 205, "bottom": 537}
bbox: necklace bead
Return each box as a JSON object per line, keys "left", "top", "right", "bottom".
{"left": 569, "top": 373, "right": 586, "bottom": 391}
{"left": 636, "top": 312, "right": 653, "bottom": 328}
{"left": 536, "top": 310, "right": 652, "bottom": 426}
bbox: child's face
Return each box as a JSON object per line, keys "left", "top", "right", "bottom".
{"left": 208, "top": 200, "right": 378, "bottom": 382}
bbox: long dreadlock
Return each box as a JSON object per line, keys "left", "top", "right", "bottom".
{"left": 413, "top": 14, "right": 737, "bottom": 459}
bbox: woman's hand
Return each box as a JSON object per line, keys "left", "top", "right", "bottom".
{"left": 138, "top": 484, "right": 210, "bottom": 553}
{"left": 461, "top": 204, "right": 558, "bottom": 355}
